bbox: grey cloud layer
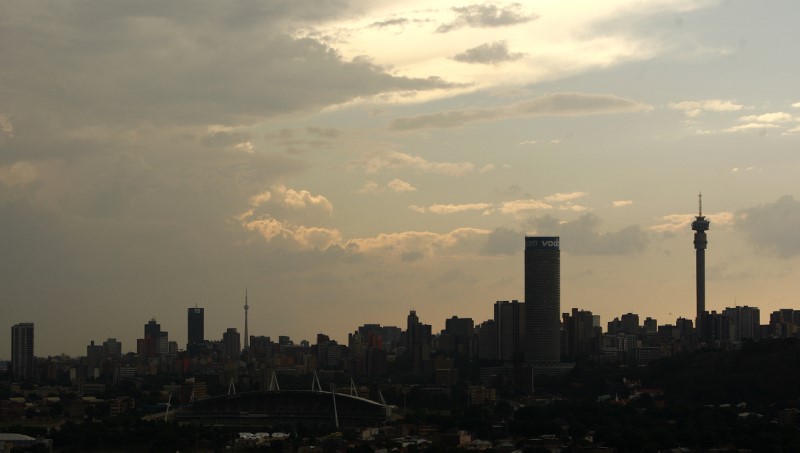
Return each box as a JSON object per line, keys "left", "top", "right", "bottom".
{"left": 482, "top": 214, "right": 648, "bottom": 256}
{"left": 0, "top": 3, "right": 453, "bottom": 130}
{"left": 737, "top": 196, "right": 800, "bottom": 258}
{"left": 390, "top": 93, "right": 653, "bottom": 130}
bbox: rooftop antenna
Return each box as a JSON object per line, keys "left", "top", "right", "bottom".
{"left": 698, "top": 192, "right": 703, "bottom": 216}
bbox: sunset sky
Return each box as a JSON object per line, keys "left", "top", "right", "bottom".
{"left": 2, "top": 0, "right": 800, "bottom": 356}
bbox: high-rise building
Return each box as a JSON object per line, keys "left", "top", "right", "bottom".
{"left": 11, "top": 322, "right": 34, "bottom": 380}
{"left": 692, "top": 193, "right": 710, "bottom": 332}
{"left": 495, "top": 300, "right": 525, "bottom": 362}
{"left": 103, "top": 338, "right": 122, "bottom": 359}
{"left": 723, "top": 306, "right": 760, "bottom": 343}
{"left": 139, "top": 319, "right": 168, "bottom": 358}
{"left": 477, "top": 320, "right": 498, "bottom": 360}
{"left": 620, "top": 313, "right": 640, "bottom": 335}
{"left": 562, "top": 308, "right": 597, "bottom": 359}
{"left": 406, "top": 310, "right": 431, "bottom": 374}
{"left": 524, "top": 236, "right": 561, "bottom": 364}
{"left": 222, "top": 328, "right": 241, "bottom": 360}
{"left": 187, "top": 307, "right": 204, "bottom": 348}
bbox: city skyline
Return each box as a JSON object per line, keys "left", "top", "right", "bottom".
{"left": 2, "top": 1, "right": 800, "bottom": 356}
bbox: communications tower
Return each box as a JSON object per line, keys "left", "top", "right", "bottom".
{"left": 243, "top": 289, "right": 249, "bottom": 350}
{"left": 691, "top": 193, "right": 710, "bottom": 333}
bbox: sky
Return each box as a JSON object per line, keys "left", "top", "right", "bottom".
{"left": 2, "top": 0, "right": 800, "bottom": 357}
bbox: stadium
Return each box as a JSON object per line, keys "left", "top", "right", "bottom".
{"left": 175, "top": 389, "right": 391, "bottom": 428}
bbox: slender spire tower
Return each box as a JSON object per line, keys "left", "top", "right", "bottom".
{"left": 691, "top": 193, "right": 710, "bottom": 334}
{"left": 243, "top": 289, "right": 249, "bottom": 350}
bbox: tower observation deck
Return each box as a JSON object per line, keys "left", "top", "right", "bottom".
{"left": 691, "top": 194, "right": 710, "bottom": 332}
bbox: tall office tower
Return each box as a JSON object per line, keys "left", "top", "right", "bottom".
{"left": 692, "top": 193, "right": 710, "bottom": 332}
{"left": 524, "top": 236, "right": 561, "bottom": 364}
{"left": 477, "top": 320, "right": 498, "bottom": 360}
{"left": 243, "top": 290, "right": 249, "bottom": 350}
{"left": 723, "top": 305, "right": 760, "bottom": 343}
{"left": 11, "top": 323, "right": 34, "bottom": 380}
{"left": 188, "top": 307, "right": 204, "bottom": 348}
{"left": 222, "top": 328, "right": 241, "bottom": 360}
{"left": 495, "top": 300, "right": 525, "bottom": 362}
{"left": 140, "top": 319, "right": 168, "bottom": 357}
{"left": 562, "top": 308, "right": 596, "bottom": 359}
{"left": 406, "top": 310, "right": 431, "bottom": 374}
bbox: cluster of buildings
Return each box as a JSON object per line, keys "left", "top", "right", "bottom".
{"left": 4, "top": 199, "right": 800, "bottom": 394}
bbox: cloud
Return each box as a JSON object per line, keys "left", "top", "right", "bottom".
{"left": 544, "top": 192, "right": 587, "bottom": 203}
{"left": 452, "top": 41, "right": 525, "bottom": 65}
{"left": 739, "top": 112, "right": 794, "bottom": 123}
{"left": 725, "top": 123, "right": 781, "bottom": 133}
{"left": 370, "top": 17, "right": 410, "bottom": 29}
{"left": 387, "top": 179, "right": 417, "bottom": 193}
{"left": 390, "top": 93, "right": 652, "bottom": 130}
{"left": 0, "top": 161, "right": 38, "bottom": 187}
{"left": 481, "top": 227, "right": 522, "bottom": 255}
{"left": 241, "top": 185, "right": 334, "bottom": 234}
{"left": 346, "top": 228, "right": 490, "bottom": 259}
{"left": 357, "top": 181, "right": 382, "bottom": 194}
{"left": 613, "top": 200, "right": 633, "bottom": 207}
{"left": 669, "top": 99, "right": 745, "bottom": 117}
{"left": 360, "top": 150, "right": 475, "bottom": 176}
{"left": 527, "top": 213, "right": 647, "bottom": 255}
{"left": 0, "top": 3, "right": 456, "bottom": 130}
{"left": 650, "top": 211, "right": 734, "bottom": 233}
{"left": 498, "top": 199, "right": 553, "bottom": 215}
{"left": 410, "top": 203, "right": 493, "bottom": 214}
{"left": 437, "top": 3, "right": 538, "bottom": 33}
{"left": 0, "top": 115, "right": 13, "bottom": 143}
{"left": 736, "top": 195, "right": 800, "bottom": 258}
{"left": 792, "top": 102, "right": 800, "bottom": 108}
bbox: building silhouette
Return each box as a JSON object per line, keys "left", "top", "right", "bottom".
{"left": 222, "top": 328, "right": 241, "bottom": 360}
{"left": 11, "top": 322, "right": 34, "bottom": 381}
{"left": 406, "top": 310, "right": 431, "bottom": 374}
{"left": 692, "top": 193, "right": 710, "bottom": 333}
{"left": 188, "top": 306, "right": 204, "bottom": 351}
{"left": 495, "top": 300, "right": 525, "bottom": 362}
{"left": 723, "top": 306, "right": 760, "bottom": 343}
{"left": 524, "top": 236, "right": 561, "bottom": 365}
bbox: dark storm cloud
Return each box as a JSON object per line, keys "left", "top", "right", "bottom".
{"left": 436, "top": 3, "right": 538, "bottom": 33}
{"left": 736, "top": 195, "right": 800, "bottom": 258}
{"left": 526, "top": 213, "right": 648, "bottom": 255}
{"left": 453, "top": 41, "right": 525, "bottom": 64}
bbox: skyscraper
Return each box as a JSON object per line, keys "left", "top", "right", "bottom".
{"left": 11, "top": 322, "right": 34, "bottom": 380}
{"left": 524, "top": 236, "right": 561, "bottom": 364}
{"left": 187, "top": 306, "right": 204, "bottom": 348}
{"left": 495, "top": 300, "right": 525, "bottom": 362}
{"left": 692, "top": 193, "right": 710, "bottom": 332}
{"left": 222, "top": 328, "right": 241, "bottom": 360}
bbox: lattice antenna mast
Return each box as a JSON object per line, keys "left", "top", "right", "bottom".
{"left": 698, "top": 192, "right": 703, "bottom": 216}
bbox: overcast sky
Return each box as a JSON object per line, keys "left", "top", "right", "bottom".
{"left": 3, "top": 0, "right": 800, "bottom": 357}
